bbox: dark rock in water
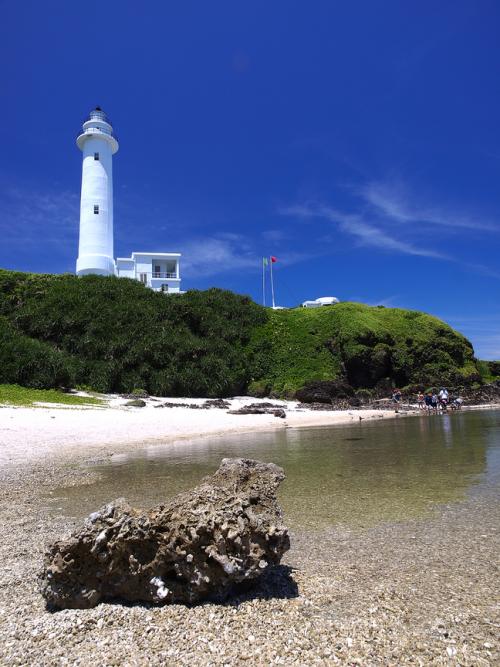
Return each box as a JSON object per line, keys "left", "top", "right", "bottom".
{"left": 273, "top": 409, "right": 287, "bottom": 419}
{"left": 40, "top": 458, "right": 290, "bottom": 610}
{"left": 124, "top": 399, "right": 147, "bottom": 407}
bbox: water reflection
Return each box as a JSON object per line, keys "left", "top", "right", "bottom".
{"left": 48, "top": 409, "right": 500, "bottom": 530}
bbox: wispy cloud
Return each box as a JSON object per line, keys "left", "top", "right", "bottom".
{"left": 0, "top": 186, "right": 79, "bottom": 273}
{"left": 177, "top": 236, "right": 258, "bottom": 278}
{"left": 281, "top": 203, "right": 447, "bottom": 259}
{"left": 360, "top": 181, "right": 498, "bottom": 232}
{"left": 179, "top": 234, "right": 314, "bottom": 278}
{"left": 0, "top": 186, "right": 79, "bottom": 249}
{"left": 462, "top": 262, "right": 500, "bottom": 280}
{"left": 280, "top": 175, "right": 500, "bottom": 279}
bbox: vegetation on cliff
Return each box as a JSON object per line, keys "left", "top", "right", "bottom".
{"left": 0, "top": 269, "right": 487, "bottom": 397}
{"left": 248, "top": 303, "right": 479, "bottom": 396}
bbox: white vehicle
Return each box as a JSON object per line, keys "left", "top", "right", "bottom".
{"left": 302, "top": 296, "right": 340, "bottom": 308}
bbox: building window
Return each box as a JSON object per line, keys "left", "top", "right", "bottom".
{"left": 139, "top": 273, "right": 147, "bottom": 285}
{"left": 94, "top": 205, "right": 99, "bottom": 215}
{"left": 161, "top": 284, "right": 169, "bottom": 293}
{"left": 94, "top": 152, "right": 99, "bottom": 161}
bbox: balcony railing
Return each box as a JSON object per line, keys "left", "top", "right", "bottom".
{"left": 152, "top": 272, "right": 178, "bottom": 279}
{"left": 80, "top": 126, "right": 117, "bottom": 141}
{"left": 89, "top": 110, "right": 111, "bottom": 123}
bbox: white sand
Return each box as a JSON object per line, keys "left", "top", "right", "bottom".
{"left": 0, "top": 395, "right": 402, "bottom": 466}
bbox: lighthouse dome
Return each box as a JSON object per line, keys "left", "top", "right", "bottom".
{"left": 88, "top": 107, "right": 112, "bottom": 125}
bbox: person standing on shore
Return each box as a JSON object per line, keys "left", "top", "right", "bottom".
{"left": 392, "top": 388, "right": 402, "bottom": 413}
{"left": 431, "top": 392, "right": 439, "bottom": 413}
{"left": 438, "top": 387, "right": 449, "bottom": 411}
{"left": 417, "top": 392, "right": 425, "bottom": 409}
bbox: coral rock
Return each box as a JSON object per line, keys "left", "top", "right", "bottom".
{"left": 40, "top": 458, "right": 290, "bottom": 609}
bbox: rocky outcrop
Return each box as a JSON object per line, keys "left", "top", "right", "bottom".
{"left": 40, "top": 458, "right": 290, "bottom": 610}
{"left": 295, "top": 380, "right": 354, "bottom": 404}
{"left": 154, "top": 399, "right": 231, "bottom": 409}
{"left": 227, "top": 403, "right": 286, "bottom": 418}
{"left": 461, "top": 381, "right": 500, "bottom": 405}
{"left": 124, "top": 399, "right": 146, "bottom": 407}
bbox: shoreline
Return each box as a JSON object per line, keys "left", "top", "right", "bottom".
{"left": 0, "top": 398, "right": 498, "bottom": 664}
{"left": 2, "top": 394, "right": 499, "bottom": 468}
{"left": 0, "top": 395, "right": 413, "bottom": 468}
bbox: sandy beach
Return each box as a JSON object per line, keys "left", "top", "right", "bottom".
{"left": 0, "top": 395, "right": 405, "bottom": 467}
{"left": 0, "top": 398, "right": 498, "bottom": 665}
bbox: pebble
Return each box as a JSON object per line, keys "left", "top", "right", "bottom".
{"left": 0, "top": 447, "right": 499, "bottom": 666}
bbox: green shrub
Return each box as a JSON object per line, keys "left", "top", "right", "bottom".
{"left": 0, "top": 317, "right": 75, "bottom": 388}
{"left": 488, "top": 361, "right": 500, "bottom": 378}
{"left": 0, "top": 270, "right": 485, "bottom": 398}
{"left": 131, "top": 388, "right": 148, "bottom": 397}
{"left": 0, "top": 271, "right": 266, "bottom": 397}
{"left": 247, "top": 380, "right": 272, "bottom": 398}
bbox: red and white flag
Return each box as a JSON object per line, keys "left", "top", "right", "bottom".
{"left": 270, "top": 256, "right": 278, "bottom": 263}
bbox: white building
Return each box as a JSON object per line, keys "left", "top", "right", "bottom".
{"left": 302, "top": 296, "right": 340, "bottom": 308}
{"left": 76, "top": 107, "right": 182, "bottom": 293}
{"left": 116, "top": 252, "right": 181, "bottom": 293}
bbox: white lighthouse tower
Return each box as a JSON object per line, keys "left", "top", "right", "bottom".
{"left": 76, "top": 107, "right": 119, "bottom": 276}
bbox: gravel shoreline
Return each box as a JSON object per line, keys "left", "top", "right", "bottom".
{"left": 0, "top": 445, "right": 499, "bottom": 665}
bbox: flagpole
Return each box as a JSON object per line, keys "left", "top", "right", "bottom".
{"left": 262, "top": 258, "right": 266, "bottom": 306}
{"left": 270, "top": 256, "right": 276, "bottom": 309}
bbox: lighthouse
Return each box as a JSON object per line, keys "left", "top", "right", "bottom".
{"left": 76, "top": 107, "right": 119, "bottom": 276}
{"left": 74, "top": 107, "right": 183, "bottom": 293}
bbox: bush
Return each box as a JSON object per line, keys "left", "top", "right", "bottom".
{"left": 489, "top": 361, "right": 500, "bottom": 378}
{"left": 131, "top": 388, "right": 149, "bottom": 398}
{"left": 354, "top": 388, "right": 373, "bottom": 403}
{"left": 247, "top": 380, "right": 271, "bottom": 398}
{"left": 0, "top": 317, "right": 75, "bottom": 388}
{"left": 295, "top": 380, "right": 354, "bottom": 404}
{"left": 0, "top": 271, "right": 267, "bottom": 397}
{"left": 0, "top": 270, "right": 485, "bottom": 398}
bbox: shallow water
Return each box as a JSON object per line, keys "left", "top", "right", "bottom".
{"left": 47, "top": 409, "right": 500, "bottom": 530}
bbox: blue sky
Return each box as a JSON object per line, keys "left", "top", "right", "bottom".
{"left": 1, "top": 1, "right": 499, "bottom": 358}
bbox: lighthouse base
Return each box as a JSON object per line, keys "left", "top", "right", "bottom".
{"left": 76, "top": 255, "right": 116, "bottom": 277}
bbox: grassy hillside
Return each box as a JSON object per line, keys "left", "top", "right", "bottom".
{"left": 248, "top": 303, "right": 479, "bottom": 396}
{"left": 0, "top": 269, "right": 483, "bottom": 397}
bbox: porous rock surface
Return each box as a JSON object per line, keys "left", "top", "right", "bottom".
{"left": 40, "top": 458, "right": 290, "bottom": 609}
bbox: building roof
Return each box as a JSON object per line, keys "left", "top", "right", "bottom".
{"left": 116, "top": 252, "right": 181, "bottom": 261}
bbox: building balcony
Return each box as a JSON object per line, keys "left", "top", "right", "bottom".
{"left": 152, "top": 272, "right": 178, "bottom": 279}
